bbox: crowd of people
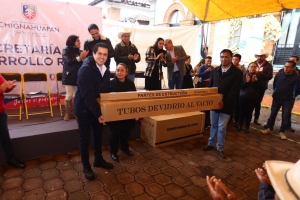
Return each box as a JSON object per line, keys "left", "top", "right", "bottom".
{"left": 58, "top": 23, "right": 300, "bottom": 181}
{"left": 1, "top": 23, "right": 299, "bottom": 199}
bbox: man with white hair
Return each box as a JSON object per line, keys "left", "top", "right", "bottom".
{"left": 164, "top": 39, "right": 188, "bottom": 89}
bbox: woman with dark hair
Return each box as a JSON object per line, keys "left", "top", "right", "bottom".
{"left": 237, "top": 62, "right": 264, "bottom": 133}
{"left": 181, "top": 56, "right": 195, "bottom": 89}
{"left": 193, "top": 59, "right": 205, "bottom": 88}
{"left": 108, "top": 63, "right": 136, "bottom": 162}
{"left": 62, "top": 35, "right": 88, "bottom": 120}
{"left": 144, "top": 37, "right": 166, "bottom": 90}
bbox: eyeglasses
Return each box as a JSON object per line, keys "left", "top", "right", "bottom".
{"left": 220, "top": 56, "right": 231, "bottom": 59}
{"left": 284, "top": 65, "right": 295, "bottom": 69}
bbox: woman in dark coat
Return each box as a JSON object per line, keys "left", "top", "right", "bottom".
{"left": 62, "top": 35, "right": 88, "bottom": 120}
{"left": 144, "top": 37, "right": 166, "bottom": 90}
{"left": 181, "top": 56, "right": 195, "bottom": 89}
{"left": 108, "top": 63, "right": 136, "bottom": 162}
{"left": 238, "top": 62, "right": 264, "bottom": 133}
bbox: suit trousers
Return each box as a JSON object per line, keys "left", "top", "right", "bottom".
{"left": 77, "top": 116, "right": 103, "bottom": 168}
{"left": 254, "top": 89, "right": 266, "bottom": 120}
{"left": 109, "top": 126, "right": 130, "bottom": 154}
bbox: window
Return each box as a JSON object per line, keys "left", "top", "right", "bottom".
{"left": 170, "top": 10, "right": 182, "bottom": 27}
{"left": 274, "top": 9, "right": 300, "bottom": 66}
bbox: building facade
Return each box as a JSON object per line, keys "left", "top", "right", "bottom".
{"left": 88, "top": 0, "right": 300, "bottom": 67}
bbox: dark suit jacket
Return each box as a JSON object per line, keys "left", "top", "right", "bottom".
{"left": 209, "top": 64, "right": 243, "bottom": 115}
{"left": 165, "top": 45, "right": 187, "bottom": 80}
{"left": 74, "top": 57, "right": 110, "bottom": 119}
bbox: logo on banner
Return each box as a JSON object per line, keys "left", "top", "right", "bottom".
{"left": 22, "top": 4, "right": 37, "bottom": 21}
{"left": 49, "top": 74, "right": 55, "bottom": 81}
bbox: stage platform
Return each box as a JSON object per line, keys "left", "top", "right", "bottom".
{"left": 0, "top": 108, "right": 141, "bottom": 165}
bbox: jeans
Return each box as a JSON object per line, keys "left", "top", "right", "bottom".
{"left": 208, "top": 111, "right": 230, "bottom": 151}
{"left": 287, "top": 99, "right": 295, "bottom": 128}
{"left": 168, "top": 72, "right": 183, "bottom": 89}
{"left": 266, "top": 98, "right": 294, "bottom": 132}
{"left": 254, "top": 89, "right": 266, "bottom": 120}
{"left": 127, "top": 74, "right": 135, "bottom": 82}
{"left": 77, "top": 116, "right": 104, "bottom": 168}
{"left": 0, "top": 111, "right": 15, "bottom": 161}
{"left": 109, "top": 126, "right": 130, "bottom": 154}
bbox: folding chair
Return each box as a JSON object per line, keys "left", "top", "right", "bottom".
{"left": 56, "top": 72, "right": 66, "bottom": 117}
{"left": 22, "top": 73, "right": 53, "bottom": 119}
{"left": 1, "top": 72, "right": 23, "bottom": 120}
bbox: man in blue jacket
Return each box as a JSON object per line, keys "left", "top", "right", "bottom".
{"left": 74, "top": 43, "right": 113, "bottom": 181}
{"left": 198, "top": 56, "right": 213, "bottom": 87}
{"left": 286, "top": 55, "right": 300, "bottom": 132}
{"left": 262, "top": 60, "right": 300, "bottom": 139}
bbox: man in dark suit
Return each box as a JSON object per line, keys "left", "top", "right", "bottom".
{"left": 164, "top": 39, "right": 188, "bottom": 89}
{"left": 202, "top": 49, "right": 243, "bottom": 159}
{"left": 74, "top": 43, "right": 113, "bottom": 181}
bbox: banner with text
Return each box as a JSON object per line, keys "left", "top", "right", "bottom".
{"left": 0, "top": 0, "right": 102, "bottom": 108}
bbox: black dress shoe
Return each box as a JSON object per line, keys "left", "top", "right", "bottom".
{"left": 111, "top": 154, "right": 119, "bottom": 162}
{"left": 244, "top": 127, "right": 250, "bottom": 133}
{"left": 218, "top": 151, "right": 226, "bottom": 159}
{"left": 83, "top": 167, "right": 95, "bottom": 181}
{"left": 254, "top": 119, "right": 261, "bottom": 125}
{"left": 7, "top": 158, "right": 25, "bottom": 169}
{"left": 237, "top": 125, "right": 242, "bottom": 131}
{"left": 263, "top": 123, "right": 268, "bottom": 129}
{"left": 122, "top": 150, "right": 133, "bottom": 156}
{"left": 234, "top": 121, "right": 239, "bottom": 128}
{"left": 93, "top": 160, "right": 114, "bottom": 169}
{"left": 286, "top": 127, "right": 295, "bottom": 132}
{"left": 202, "top": 145, "right": 214, "bottom": 151}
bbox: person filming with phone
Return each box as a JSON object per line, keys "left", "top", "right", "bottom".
{"left": 198, "top": 56, "right": 213, "bottom": 87}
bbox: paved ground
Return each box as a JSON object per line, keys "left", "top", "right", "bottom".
{"left": 0, "top": 96, "right": 299, "bottom": 200}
